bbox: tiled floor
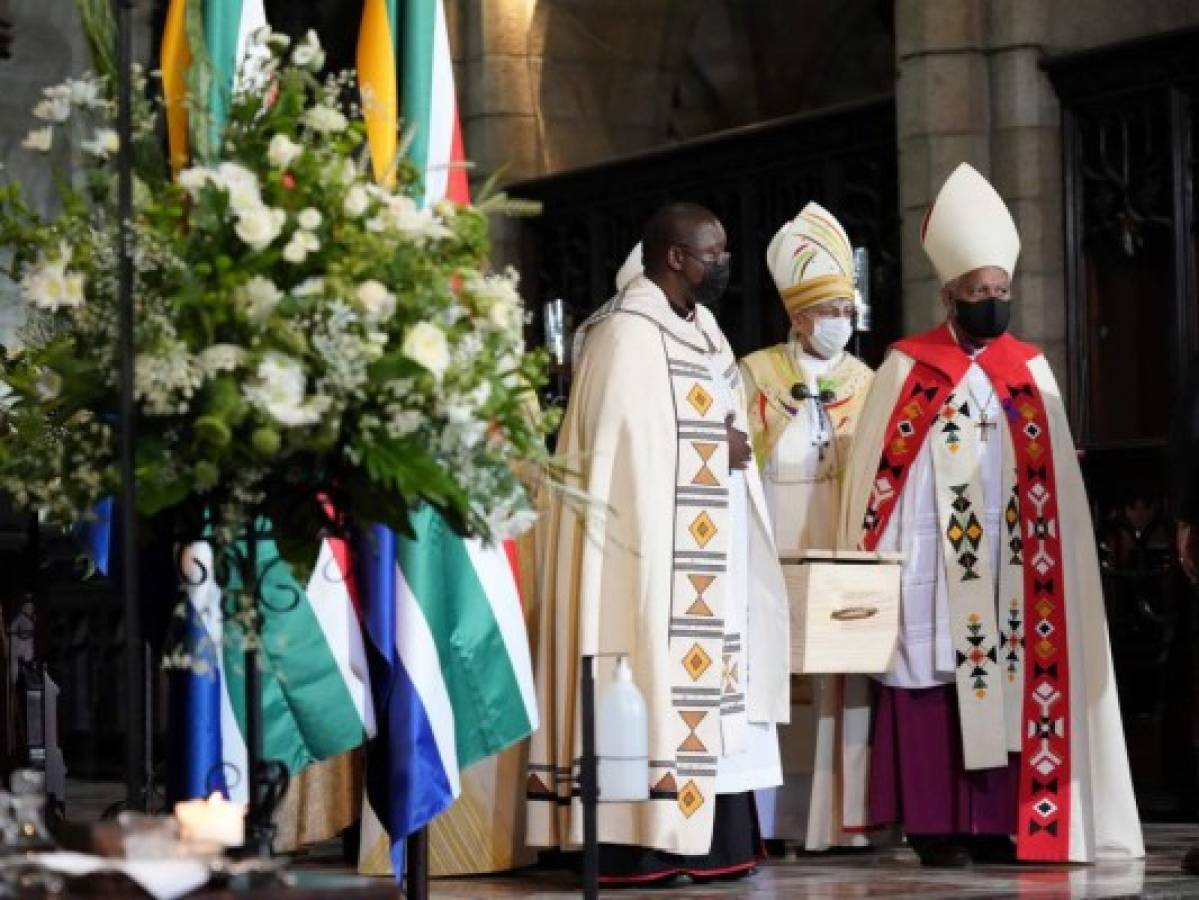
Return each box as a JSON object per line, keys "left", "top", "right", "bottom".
{"left": 428, "top": 826, "right": 1199, "bottom": 898}
{"left": 64, "top": 782, "right": 1199, "bottom": 897}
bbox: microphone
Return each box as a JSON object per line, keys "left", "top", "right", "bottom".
{"left": 791, "top": 383, "right": 835, "bottom": 405}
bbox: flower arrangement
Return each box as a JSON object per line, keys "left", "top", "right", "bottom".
{"left": 0, "top": 23, "right": 553, "bottom": 570}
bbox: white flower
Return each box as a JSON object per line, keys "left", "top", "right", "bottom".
{"left": 387, "top": 409, "right": 425, "bottom": 438}
{"left": 216, "top": 162, "right": 263, "bottom": 214}
{"left": 267, "top": 133, "right": 302, "bottom": 169}
{"left": 343, "top": 185, "right": 370, "bottom": 218}
{"left": 33, "top": 370, "right": 63, "bottom": 401}
{"left": 282, "top": 229, "right": 319, "bottom": 263}
{"left": 20, "top": 254, "right": 84, "bottom": 311}
{"left": 293, "top": 277, "right": 325, "bottom": 298}
{"left": 244, "top": 352, "right": 328, "bottom": 427}
{"left": 135, "top": 341, "right": 203, "bottom": 416}
{"left": 81, "top": 128, "right": 120, "bottom": 159}
{"left": 240, "top": 276, "right": 283, "bottom": 323}
{"left": 302, "top": 105, "right": 347, "bottom": 134}
{"left": 354, "top": 280, "right": 397, "bottom": 323}
{"left": 370, "top": 195, "right": 453, "bottom": 243}
{"left": 178, "top": 165, "right": 215, "bottom": 195}
{"left": 282, "top": 236, "right": 308, "bottom": 264}
{"left": 67, "top": 77, "right": 106, "bottom": 108}
{"left": 292, "top": 29, "right": 326, "bottom": 71}
{"left": 401, "top": 322, "right": 450, "bottom": 380}
{"left": 21, "top": 127, "right": 53, "bottom": 153}
{"left": 32, "top": 96, "right": 71, "bottom": 123}
{"left": 234, "top": 206, "right": 286, "bottom": 250}
{"left": 198, "top": 343, "right": 248, "bottom": 375}
{"left": 298, "top": 207, "right": 322, "bottom": 230}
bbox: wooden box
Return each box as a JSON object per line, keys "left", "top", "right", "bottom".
{"left": 782, "top": 550, "right": 903, "bottom": 674}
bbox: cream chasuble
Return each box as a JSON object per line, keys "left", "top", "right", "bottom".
{"left": 838, "top": 323, "right": 1143, "bottom": 863}
{"left": 740, "top": 341, "right": 874, "bottom": 849}
{"left": 526, "top": 275, "right": 790, "bottom": 857}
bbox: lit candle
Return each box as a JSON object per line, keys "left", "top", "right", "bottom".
{"left": 174, "top": 792, "right": 245, "bottom": 848}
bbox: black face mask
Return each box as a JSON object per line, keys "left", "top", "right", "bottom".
{"left": 954, "top": 298, "right": 1011, "bottom": 341}
{"left": 690, "top": 257, "right": 731, "bottom": 307}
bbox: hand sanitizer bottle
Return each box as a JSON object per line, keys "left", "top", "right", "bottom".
{"left": 596, "top": 655, "right": 649, "bottom": 802}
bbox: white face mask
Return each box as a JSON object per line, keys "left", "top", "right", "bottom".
{"left": 805, "top": 317, "right": 853, "bottom": 359}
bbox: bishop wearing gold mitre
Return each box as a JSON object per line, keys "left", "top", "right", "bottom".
{"left": 738, "top": 203, "right": 875, "bottom": 852}
{"left": 838, "top": 164, "right": 1144, "bottom": 866}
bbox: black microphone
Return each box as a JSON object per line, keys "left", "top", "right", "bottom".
{"left": 819, "top": 389, "right": 835, "bottom": 405}
{"left": 790, "top": 383, "right": 810, "bottom": 402}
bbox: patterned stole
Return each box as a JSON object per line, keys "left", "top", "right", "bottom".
{"left": 927, "top": 390, "right": 1008, "bottom": 771}
{"left": 859, "top": 328, "right": 1071, "bottom": 862}
{"left": 660, "top": 339, "right": 743, "bottom": 825}
{"left": 977, "top": 353, "right": 1070, "bottom": 863}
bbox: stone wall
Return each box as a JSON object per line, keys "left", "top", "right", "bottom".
{"left": 895, "top": 0, "right": 1199, "bottom": 384}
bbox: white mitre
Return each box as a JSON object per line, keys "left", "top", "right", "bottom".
{"left": 615, "top": 242, "right": 643, "bottom": 291}
{"left": 765, "top": 201, "right": 855, "bottom": 313}
{"left": 921, "top": 162, "right": 1020, "bottom": 285}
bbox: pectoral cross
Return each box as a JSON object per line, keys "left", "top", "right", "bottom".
{"left": 976, "top": 411, "right": 997, "bottom": 443}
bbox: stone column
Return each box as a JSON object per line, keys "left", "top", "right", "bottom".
{"left": 986, "top": 0, "right": 1066, "bottom": 380}
{"left": 894, "top": 0, "right": 990, "bottom": 336}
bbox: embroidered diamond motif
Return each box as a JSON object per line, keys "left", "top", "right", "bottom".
{"left": 1020, "top": 402, "right": 1038, "bottom": 421}
{"left": 1024, "top": 422, "right": 1042, "bottom": 440}
{"left": 947, "top": 522, "right": 965, "bottom": 545}
{"left": 1027, "top": 441, "right": 1045, "bottom": 460}
{"left": 965, "top": 516, "right": 983, "bottom": 543}
{"left": 898, "top": 420, "right": 915, "bottom": 437}
{"left": 903, "top": 400, "right": 923, "bottom": 418}
{"left": 1034, "top": 681, "right": 1060, "bottom": 703}
{"left": 1036, "top": 638, "right": 1055, "bottom": 660}
{"left": 689, "top": 511, "right": 717, "bottom": 548}
{"left": 1035, "top": 598, "right": 1055, "bottom": 619}
{"left": 678, "top": 780, "right": 705, "bottom": 818}
{"left": 683, "top": 643, "right": 712, "bottom": 680}
{"left": 1036, "top": 620, "right": 1054, "bottom": 638}
{"left": 687, "top": 384, "right": 713, "bottom": 416}
{"left": 1034, "top": 798, "right": 1058, "bottom": 819}
{"left": 952, "top": 495, "right": 971, "bottom": 513}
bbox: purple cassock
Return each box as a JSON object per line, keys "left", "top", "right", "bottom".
{"left": 869, "top": 684, "right": 1019, "bottom": 835}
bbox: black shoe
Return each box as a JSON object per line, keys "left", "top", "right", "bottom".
{"left": 1183, "top": 845, "right": 1199, "bottom": 875}
{"left": 970, "top": 835, "right": 1017, "bottom": 864}
{"left": 763, "top": 838, "right": 788, "bottom": 859}
{"left": 909, "top": 835, "right": 972, "bottom": 868}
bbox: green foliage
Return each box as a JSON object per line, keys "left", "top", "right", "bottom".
{"left": 0, "top": 26, "right": 552, "bottom": 569}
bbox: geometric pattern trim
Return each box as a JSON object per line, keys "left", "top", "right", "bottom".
{"left": 977, "top": 365, "right": 1072, "bottom": 864}
{"left": 860, "top": 374, "right": 954, "bottom": 550}
{"left": 691, "top": 441, "right": 720, "bottom": 486}
{"left": 665, "top": 338, "right": 737, "bottom": 833}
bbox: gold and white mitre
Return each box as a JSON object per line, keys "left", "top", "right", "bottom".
{"left": 765, "top": 201, "right": 855, "bottom": 314}
{"left": 921, "top": 162, "right": 1021, "bottom": 285}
